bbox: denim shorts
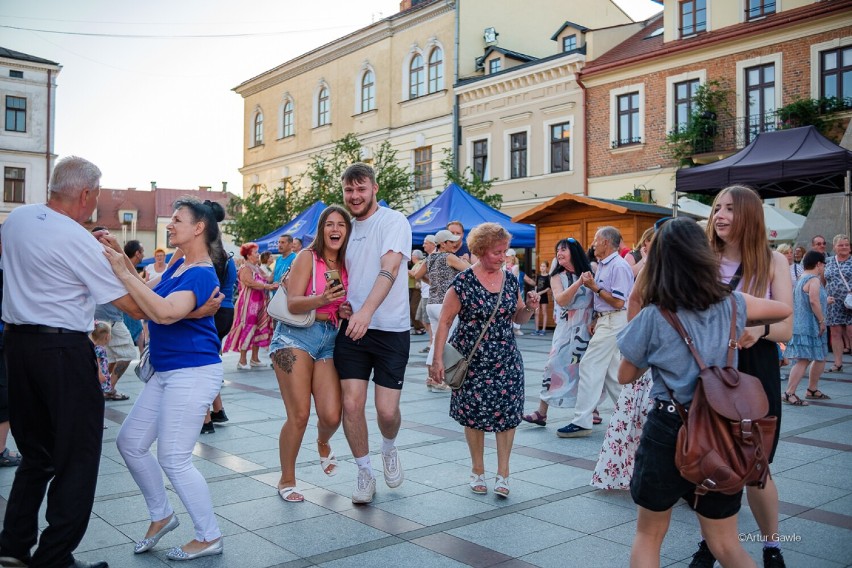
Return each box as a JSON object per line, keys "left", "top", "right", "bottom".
{"left": 270, "top": 320, "right": 337, "bottom": 361}
{"left": 630, "top": 406, "right": 743, "bottom": 520}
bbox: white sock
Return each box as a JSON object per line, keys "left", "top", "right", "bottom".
{"left": 381, "top": 436, "right": 396, "bottom": 454}
{"left": 354, "top": 455, "right": 372, "bottom": 472}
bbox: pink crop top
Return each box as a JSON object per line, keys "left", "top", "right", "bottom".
{"left": 306, "top": 252, "right": 349, "bottom": 325}
{"left": 719, "top": 256, "right": 772, "bottom": 299}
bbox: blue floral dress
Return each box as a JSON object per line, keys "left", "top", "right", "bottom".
{"left": 449, "top": 268, "right": 523, "bottom": 433}
{"left": 786, "top": 274, "right": 828, "bottom": 361}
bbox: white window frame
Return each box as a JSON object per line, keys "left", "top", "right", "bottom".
{"left": 810, "top": 37, "right": 852, "bottom": 99}
{"left": 251, "top": 107, "right": 263, "bottom": 147}
{"left": 426, "top": 42, "right": 445, "bottom": 94}
{"left": 736, "top": 53, "right": 782, "bottom": 145}
{"left": 357, "top": 66, "right": 376, "bottom": 114}
{"left": 609, "top": 84, "right": 645, "bottom": 148}
{"left": 665, "top": 70, "right": 707, "bottom": 135}
{"left": 504, "top": 127, "right": 531, "bottom": 180}
{"left": 313, "top": 82, "right": 331, "bottom": 128}
{"left": 542, "top": 116, "right": 575, "bottom": 175}
{"left": 467, "top": 134, "right": 492, "bottom": 180}
{"left": 278, "top": 95, "right": 295, "bottom": 138}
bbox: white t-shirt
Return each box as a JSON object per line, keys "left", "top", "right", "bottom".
{"left": 345, "top": 206, "right": 412, "bottom": 332}
{"left": 1, "top": 203, "right": 129, "bottom": 331}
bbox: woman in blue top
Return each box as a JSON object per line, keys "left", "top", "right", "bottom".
{"left": 104, "top": 198, "right": 226, "bottom": 561}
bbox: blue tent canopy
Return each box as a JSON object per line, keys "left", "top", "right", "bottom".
{"left": 407, "top": 184, "right": 535, "bottom": 248}
{"left": 255, "top": 201, "right": 327, "bottom": 253}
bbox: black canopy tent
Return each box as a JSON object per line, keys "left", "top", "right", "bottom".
{"left": 675, "top": 126, "right": 852, "bottom": 236}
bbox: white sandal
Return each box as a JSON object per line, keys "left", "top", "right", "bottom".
{"left": 277, "top": 486, "right": 304, "bottom": 502}
{"left": 469, "top": 473, "right": 487, "bottom": 495}
{"left": 494, "top": 475, "right": 510, "bottom": 498}
{"left": 318, "top": 441, "right": 338, "bottom": 477}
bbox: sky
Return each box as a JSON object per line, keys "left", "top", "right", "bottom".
{"left": 1, "top": 0, "right": 662, "bottom": 195}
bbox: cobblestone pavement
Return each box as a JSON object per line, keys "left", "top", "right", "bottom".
{"left": 1, "top": 327, "right": 851, "bottom": 567}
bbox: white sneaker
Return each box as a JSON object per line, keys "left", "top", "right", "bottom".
{"left": 382, "top": 447, "right": 404, "bottom": 488}
{"left": 352, "top": 468, "right": 376, "bottom": 503}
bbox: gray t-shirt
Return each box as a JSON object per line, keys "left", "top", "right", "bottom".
{"left": 617, "top": 292, "right": 747, "bottom": 406}
{"left": 94, "top": 302, "right": 124, "bottom": 323}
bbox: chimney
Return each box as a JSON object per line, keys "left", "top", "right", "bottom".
{"left": 199, "top": 186, "right": 211, "bottom": 192}
{"left": 150, "top": 181, "right": 157, "bottom": 190}
{"left": 222, "top": 181, "right": 228, "bottom": 192}
{"left": 127, "top": 187, "right": 136, "bottom": 191}
{"left": 399, "top": 0, "right": 411, "bottom": 10}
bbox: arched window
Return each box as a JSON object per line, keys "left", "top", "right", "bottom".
{"left": 282, "top": 100, "right": 294, "bottom": 137}
{"left": 317, "top": 86, "right": 329, "bottom": 126}
{"left": 361, "top": 70, "right": 375, "bottom": 113}
{"left": 428, "top": 47, "right": 443, "bottom": 93}
{"left": 409, "top": 54, "right": 424, "bottom": 99}
{"left": 253, "top": 111, "right": 263, "bottom": 146}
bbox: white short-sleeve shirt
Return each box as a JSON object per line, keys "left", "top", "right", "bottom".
{"left": 345, "top": 206, "right": 412, "bottom": 332}
{"left": 1, "top": 203, "right": 129, "bottom": 331}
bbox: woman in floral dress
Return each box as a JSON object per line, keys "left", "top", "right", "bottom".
{"left": 522, "top": 238, "right": 593, "bottom": 426}
{"left": 223, "top": 242, "right": 278, "bottom": 369}
{"left": 432, "top": 223, "right": 540, "bottom": 498}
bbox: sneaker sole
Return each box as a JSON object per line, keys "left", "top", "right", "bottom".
{"left": 384, "top": 474, "right": 403, "bottom": 489}
{"left": 352, "top": 494, "right": 374, "bottom": 504}
{"left": 556, "top": 429, "right": 592, "bottom": 438}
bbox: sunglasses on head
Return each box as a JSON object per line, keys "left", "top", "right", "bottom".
{"left": 654, "top": 217, "right": 672, "bottom": 231}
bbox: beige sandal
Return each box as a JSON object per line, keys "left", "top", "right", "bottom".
{"left": 317, "top": 440, "right": 338, "bottom": 477}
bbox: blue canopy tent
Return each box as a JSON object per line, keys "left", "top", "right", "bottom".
{"left": 255, "top": 201, "right": 327, "bottom": 253}
{"left": 407, "top": 183, "right": 535, "bottom": 248}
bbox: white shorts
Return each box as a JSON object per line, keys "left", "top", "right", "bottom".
{"left": 105, "top": 320, "right": 138, "bottom": 362}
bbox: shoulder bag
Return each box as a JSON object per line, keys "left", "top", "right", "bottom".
{"left": 833, "top": 257, "right": 852, "bottom": 310}
{"left": 659, "top": 296, "right": 776, "bottom": 505}
{"left": 443, "top": 271, "right": 505, "bottom": 390}
{"left": 267, "top": 252, "right": 317, "bottom": 327}
{"left": 134, "top": 345, "right": 155, "bottom": 383}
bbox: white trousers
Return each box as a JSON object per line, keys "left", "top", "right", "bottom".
{"left": 117, "top": 363, "right": 223, "bottom": 541}
{"left": 571, "top": 311, "right": 627, "bottom": 429}
{"left": 425, "top": 303, "right": 458, "bottom": 366}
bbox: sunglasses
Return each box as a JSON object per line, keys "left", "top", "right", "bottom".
{"left": 654, "top": 217, "right": 672, "bottom": 231}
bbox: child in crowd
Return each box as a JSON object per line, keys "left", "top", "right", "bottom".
{"left": 91, "top": 321, "right": 114, "bottom": 394}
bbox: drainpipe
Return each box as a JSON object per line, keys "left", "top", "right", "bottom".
{"left": 46, "top": 69, "right": 52, "bottom": 193}
{"left": 576, "top": 69, "right": 588, "bottom": 196}
{"left": 452, "top": 0, "right": 460, "bottom": 171}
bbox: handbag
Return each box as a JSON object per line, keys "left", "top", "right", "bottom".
{"left": 659, "top": 296, "right": 776, "bottom": 505}
{"left": 134, "top": 345, "right": 155, "bottom": 383}
{"left": 834, "top": 257, "right": 852, "bottom": 310}
{"left": 267, "top": 252, "right": 317, "bottom": 327}
{"left": 443, "top": 272, "right": 505, "bottom": 389}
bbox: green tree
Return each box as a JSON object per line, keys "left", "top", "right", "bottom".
{"left": 439, "top": 149, "right": 502, "bottom": 208}
{"left": 223, "top": 184, "right": 295, "bottom": 244}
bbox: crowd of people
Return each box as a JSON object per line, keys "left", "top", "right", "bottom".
{"left": 1, "top": 153, "right": 846, "bottom": 568}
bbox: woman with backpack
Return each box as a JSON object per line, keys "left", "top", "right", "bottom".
{"left": 617, "top": 217, "right": 790, "bottom": 567}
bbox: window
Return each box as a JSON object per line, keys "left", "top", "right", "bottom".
{"left": 4, "top": 167, "right": 25, "bottom": 203}
{"left": 562, "top": 35, "right": 577, "bottom": 52}
{"left": 745, "top": 63, "right": 776, "bottom": 143}
{"left": 428, "top": 47, "right": 443, "bottom": 93}
{"left": 680, "top": 0, "right": 706, "bottom": 36}
{"left": 282, "top": 100, "right": 294, "bottom": 137}
{"left": 617, "top": 92, "right": 641, "bottom": 146}
{"left": 510, "top": 132, "right": 527, "bottom": 179}
{"left": 9, "top": 70, "right": 23, "bottom": 78}
{"left": 409, "top": 54, "right": 424, "bottom": 99}
{"left": 674, "top": 79, "right": 700, "bottom": 132}
{"left": 5, "top": 96, "right": 26, "bottom": 132}
{"left": 252, "top": 112, "right": 263, "bottom": 146}
{"left": 821, "top": 46, "right": 852, "bottom": 102}
{"left": 550, "top": 122, "right": 571, "bottom": 173}
{"left": 317, "top": 86, "right": 329, "bottom": 126}
{"left": 361, "top": 70, "right": 375, "bottom": 113}
{"left": 489, "top": 58, "right": 502, "bottom": 74}
{"left": 414, "top": 146, "right": 432, "bottom": 190}
{"left": 472, "top": 139, "right": 488, "bottom": 179}
{"left": 122, "top": 212, "right": 134, "bottom": 223}
{"left": 746, "top": 0, "right": 775, "bottom": 20}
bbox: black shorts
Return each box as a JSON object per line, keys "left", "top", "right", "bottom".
{"left": 739, "top": 338, "right": 781, "bottom": 463}
{"left": 214, "top": 307, "right": 235, "bottom": 342}
{"left": 333, "top": 320, "right": 409, "bottom": 390}
{"left": 630, "top": 407, "right": 743, "bottom": 520}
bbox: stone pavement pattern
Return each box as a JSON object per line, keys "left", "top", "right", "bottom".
{"left": 1, "top": 329, "right": 851, "bottom": 567}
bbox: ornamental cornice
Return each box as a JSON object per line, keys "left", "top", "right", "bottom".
{"left": 456, "top": 61, "right": 581, "bottom": 104}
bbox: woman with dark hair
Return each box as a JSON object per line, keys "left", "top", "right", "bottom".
{"left": 223, "top": 242, "right": 278, "bottom": 369}
{"left": 522, "top": 238, "right": 593, "bottom": 427}
{"left": 690, "top": 185, "right": 793, "bottom": 567}
{"left": 269, "top": 205, "right": 350, "bottom": 502}
{"left": 617, "top": 217, "right": 790, "bottom": 567}
{"left": 104, "top": 198, "right": 229, "bottom": 560}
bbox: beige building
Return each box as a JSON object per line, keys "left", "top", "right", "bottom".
{"left": 234, "top": 0, "right": 455, "bottom": 210}
{"left": 454, "top": 2, "right": 638, "bottom": 217}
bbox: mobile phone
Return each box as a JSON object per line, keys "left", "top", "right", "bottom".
{"left": 324, "top": 269, "right": 343, "bottom": 291}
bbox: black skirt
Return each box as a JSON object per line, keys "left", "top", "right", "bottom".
{"left": 738, "top": 338, "right": 781, "bottom": 463}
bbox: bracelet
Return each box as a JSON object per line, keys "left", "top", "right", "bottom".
{"left": 760, "top": 324, "right": 770, "bottom": 339}
{"left": 523, "top": 307, "right": 534, "bottom": 313}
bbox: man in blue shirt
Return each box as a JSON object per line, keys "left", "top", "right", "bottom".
{"left": 558, "top": 226, "right": 634, "bottom": 438}
{"left": 273, "top": 234, "right": 295, "bottom": 283}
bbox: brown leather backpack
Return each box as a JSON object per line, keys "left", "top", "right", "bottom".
{"left": 660, "top": 296, "right": 776, "bottom": 505}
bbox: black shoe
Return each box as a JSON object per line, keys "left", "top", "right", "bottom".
{"left": 200, "top": 421, "right": 215, "bottom": 434}
{"left": 0, "top": 555, "right": 28, "bottom": 567}
{"left": 689, "top": 540, "right": 716, "bottom": 568}
{"left": 210, "top": 409, "right": 229, "bottom": 424}
{"left": 763, "top": 547, "right": 786, "bottom": 568}
{"left": 69, "top": 560, "right": 108, "bottom": 568}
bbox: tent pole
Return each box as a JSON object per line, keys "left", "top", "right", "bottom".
{"left": 847, "top": 171, "right": 851, "bottom": 240}
{"left": 673, "top": 190, "right": 679, "bottom": 218}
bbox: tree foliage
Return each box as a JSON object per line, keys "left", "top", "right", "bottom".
{"left": 439, "top": 149, "right": 502, "bottom": 208}
{"left": 223, "top": 185, "right": 295, "bottom": 245}
{"left": 665, "top": 80, "right": 732, "bottom": 166}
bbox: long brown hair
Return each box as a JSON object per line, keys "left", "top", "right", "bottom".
{"left": 308, "top": 205, "right": 351, "bottom": 266}
{"left": 706, "top": 185, "right": 771, "bottom": 297}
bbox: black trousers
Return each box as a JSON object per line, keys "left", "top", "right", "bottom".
{"left": 0, "top": 328, "right": 104, "bottom": 568}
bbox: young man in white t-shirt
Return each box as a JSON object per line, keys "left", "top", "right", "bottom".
{"left": 334, "top": 163, "right": 412, "bottom": 504}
